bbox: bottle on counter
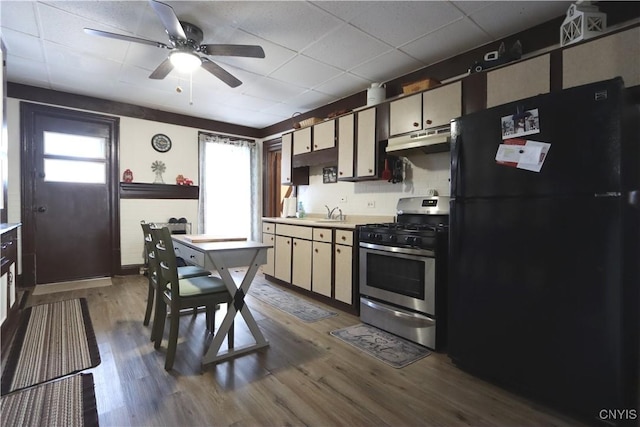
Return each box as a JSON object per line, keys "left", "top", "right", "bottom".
{"left": 296, "top": 201, "right": 305, "bottom": 218}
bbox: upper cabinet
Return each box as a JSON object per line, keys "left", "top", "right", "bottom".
{"left": 312, "top": 120, "right": 336, "bottom": 151}
{"left": 389, "top": 93, "right": 422, "bottom": 136}
{"left": 337, "top": 114, "right": 355, "bottom": 180}
{"left": 355, "top": 107, "right": 378, "bottom": 179}
{"left": 423, "top": 81, "right": 462, "bottom": 128}
{"left": 389, "top": 81, "right": 461, "bottom": 138}
{"left": 486, "top": 54, "right": 550, "bottom": 108}
{"left": 292, "top": 126, "right": 312, "bottom": 156}
{"left": 562, "top": 27, "right": 640, "bottom": 89}
{"left": 281, "top": 133, "right": 293, "bottom": 184}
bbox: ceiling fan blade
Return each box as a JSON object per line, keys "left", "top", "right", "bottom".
{"left": 201, "top": 58, "right": 242, "bottom": 88}
{"left": 149, "top": 57, "right": 174, "bottom": 79}
{"left": 201, "top": 44, "right": 265, "bottom": 58}
{"left": 149, "top": 0, "right": 187, "bottom": 41}
{"left": 84, "top": 28, "right": 170, "bottom": 49}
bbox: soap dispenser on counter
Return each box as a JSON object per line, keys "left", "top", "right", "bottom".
{"left": 296, "top": 201, "right": 306, "bottom": 218}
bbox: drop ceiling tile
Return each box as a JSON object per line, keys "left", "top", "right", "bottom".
{"left": 350, "top": 49, "right": 424, "bottom": 82}
{"left": 0, "top": 1, "right": 40, "bottom": 36}
{"left": 285, "top": 89, "right": 336, "bottom": 111}
{"left": 310, "top": 1, "right": 366, "bottom": 23}
{"left": 452, "top": 1, "right": 493, "bottom": 15}
{"left": 1, "top": 28, "right": 45, "bottom": 62}
{"left": 470, "top": 1, "right": 572, "bottom": 39}
{"left": 38, "top": 3, "right": 129, "bottom": 62}
{"left": 314, "top": 72, "right": 371, "bottom": 97}
{"left": 45, "top": 43, "right": 124, "bottom": 80}
{"left": 40, "top": 0, "right": 148, "bottom": 34}
{"left": 206, "top": 1, "right": 344, "bottom": 51}
{"left": 217, "top": 93, "right": 279, "bottom": 112}
{"left": 302, "top": 24, "right": 392, "bottom": 71}
{"left": 262, "top": 102, "right": 305, "bottom": 120}
{"left": 401, "top": 18, "right": 492, "bottom": 67}
{"left": 241, "top": 76, "right": 307, "bottom": 103}
{"left": 270, "top": 55, "right": 342, "bottom": 88}
{"left": 5, "top": 55, "right": 50, "bottom": 86}
{"left": 348, "top": 1, "right": 464, "bottom": 47}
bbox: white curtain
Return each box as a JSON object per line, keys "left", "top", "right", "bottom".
{"left": 198, "top": 132, "right": 260, "bottom": 240}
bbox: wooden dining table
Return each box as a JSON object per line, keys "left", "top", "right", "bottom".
{"left": 172, "top": 234, "right": 272, "bottom": 366}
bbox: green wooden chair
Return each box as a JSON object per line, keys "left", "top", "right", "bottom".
{"left": 150, "top": 226, "right": 234, "bottom": 370}
{"left": 141, "top": 222, "right": 210, "bottom": 335}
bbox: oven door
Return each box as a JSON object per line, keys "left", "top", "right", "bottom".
{"left": 359, "top": 242, "right": 435, "bottom": 315}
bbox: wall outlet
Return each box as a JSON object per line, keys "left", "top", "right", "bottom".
{"left": 339, "top": 196, "right": 347, "bottom": 203}
{"left": 367, "top": 201, "right": 376, "bottom": 208}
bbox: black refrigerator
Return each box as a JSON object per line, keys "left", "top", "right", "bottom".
{"left": 449, "top": 77, "right": 639, "bottom": 424}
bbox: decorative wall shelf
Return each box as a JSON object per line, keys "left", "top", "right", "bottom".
{"left": 119, "top": 182, "right": 199, "bottom": 200}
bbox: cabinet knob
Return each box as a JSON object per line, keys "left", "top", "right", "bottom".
{"left": 413, "top": 122, "right": 419, "bottom": 127}
{"left": 293, "top": 241, "right": 297, "bottom": 246}
{"left": 369, "top": 169, "right": 373, "bottom": 173}
{"left": 320, "top": 233, "right": 324, "bottom": 238}
{"left": 426, "top": 119, "right": 432, "bottom": 125}
{"left": 339, "top": 171, "right": 343, "bottom": 175}
{"left": 306, "top": 146, "right": 310, "bottom": 150}
{"left": 341, "top": 236, "right": 346, "bottom": 241}
{"left": 287, "top": 240, "right": 290, "bottom": 245}
{"left": 314, "top": 248, "right": 318, "bottom": 253}
{"left": 336, "top": 248, "right": 341, "bottom": 254}
{"left": 314, "top": 144, "right": 318, "bottom": 148}
{"left": 286, "top": 176, "right": 290, "bottom": 181}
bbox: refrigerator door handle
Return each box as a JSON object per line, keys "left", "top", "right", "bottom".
{"left": 451, "top": 135, "right": 461, "bottom": 196}
{"left": 629, "top": 190, "right": 639, "bottom": 209}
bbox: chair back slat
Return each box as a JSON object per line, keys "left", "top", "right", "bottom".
{"left": 150, "top": 226, "right": 181, "bottom": 306}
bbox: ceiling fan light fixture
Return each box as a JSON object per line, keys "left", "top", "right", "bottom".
{"left": 170, "top": 51, "right": 201, "bottom": 72}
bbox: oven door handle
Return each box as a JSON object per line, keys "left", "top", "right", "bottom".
{"left": 359, "top": 242, "right": 435, "bottom": 257}
{"left": 361, "top": 298, "right": 436, "bottom": 326}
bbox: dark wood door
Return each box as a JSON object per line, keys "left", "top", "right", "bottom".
{"left": 22, "top": 104, "right": 119, "bottom": 285}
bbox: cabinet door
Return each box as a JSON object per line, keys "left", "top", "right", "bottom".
{"left": 486, "top": 55, "right": 550, "bottom": 108}
{"left": 562, "top": 27, "right": 640, "bottom": 89}
{"left": 281, "top": 133, "right": 293, "bottom": 184}
{"left": 337, "top": 114, "right": 354, "bottom": 179}
{"left": 292, "top": 238, "right": 312, "bottom": 291}
{"left": 334, "top": 244, "right": 353, "bottom": 304}
{"left": 1, "top": 271, "right": 7, "bottom": 324}
{"left": 312, "top": 241, "right": 332, "bottom": 297}
{"left": 313, "top": 120, "right": 335, "bottom": 151}
{"left": 356, "top": 107, "right": 377, "bottom": 178}
{"left": 293, "top": 126, "right": 312, "bottom": 155}
{"left": 389, "top": 93, "right": 422, "bottom": 136}
{"left": 262, "top": 232, "right": 275, "bottom": 277}
{"left": 422, "top": 81, "right": 461, "bottom": 129}
{"left": 274, "top": 235, "right": 292, "bottom": 282}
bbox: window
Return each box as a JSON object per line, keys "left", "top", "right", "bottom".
{"left": 199, "top": 132, "right": 259, "bottom": 240}
{"left": 42, "top": 131, "right": 107, "bottom": 184}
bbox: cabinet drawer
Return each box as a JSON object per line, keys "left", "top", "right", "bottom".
{"left": 276, "top": 224, "right": 313, "bottom": 240}
{"left": 173, "top": 241, "right": 205, "bottom": 267}
{"left": 335, "top": 230, "right": 353, "bottom": 246}
{"left": 313, "top": 228, "right": 332, "bottom": 243}
{"left": 262, "top": 222, "right": 275, "bottom": 233}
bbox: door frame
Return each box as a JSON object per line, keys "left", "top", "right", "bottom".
{"left": 262, "top": 137, "right": 282, "bottom": 218}
{"left": 20, "top": 102, "right": 120, "bottom": 286}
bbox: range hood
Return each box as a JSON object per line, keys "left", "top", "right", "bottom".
{"left": 386, "top": 126, "right": 451, "bottom": 155}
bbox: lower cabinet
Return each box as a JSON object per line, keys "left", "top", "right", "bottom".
{"left": 262, "top": 231, "right": 275, "bottom": 276}
{"left": 274, "top": 235, "right": 292, "bottom": 282}
{"left": 263, "top": 221, "right": 356, "bottom": 312}
{"left": 312, "top": 241, "right": 332, "bottom": 297}
{"left": 334, "top": 230, "right": 353, "bottom": 304}
{"left": 291, "top": 238, "right": 312, "bottom": 290}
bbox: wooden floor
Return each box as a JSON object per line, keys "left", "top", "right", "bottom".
{"left": 24, "top": 270, "right": 586, "bottom": 427}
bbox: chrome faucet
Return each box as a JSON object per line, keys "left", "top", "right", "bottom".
{"left": 337, "top": 208, "right": 343, "bottom": 221}
{"left": 325, "top": 205, "right": 338, "bottom": 219}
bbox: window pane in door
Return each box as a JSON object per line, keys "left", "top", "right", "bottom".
{"left": 44, "top": 131, "right": 106, "bottom": 159}
{"left": 44, "top": 159, "right": 106, "bottom": 183}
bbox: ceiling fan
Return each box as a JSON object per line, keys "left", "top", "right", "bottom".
{"left": 84, "top": 0, "right": 265, "bottom": 88}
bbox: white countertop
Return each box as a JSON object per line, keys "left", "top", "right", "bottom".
{"left": 262, "top": 214, "right": 394, "bottom": 229}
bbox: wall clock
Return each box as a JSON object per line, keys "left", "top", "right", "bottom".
{"left": 151, "top": 133, "right": 172, "bottom": 153}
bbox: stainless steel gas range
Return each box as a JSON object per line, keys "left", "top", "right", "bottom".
{"left": 358, "top": 196, "right": 449, "bottom": 350}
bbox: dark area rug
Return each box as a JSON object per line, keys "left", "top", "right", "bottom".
{"left": 1, "top": 298, "right": 101, "bottom": 395}
{"left": 250, "top": 282, "right": 337, "bottom": 322}
{"left": 330, "top": 323, "right": 431, "bottom": 368}
{"left": 0, "top": 373, "right": 99, "bottom": 427}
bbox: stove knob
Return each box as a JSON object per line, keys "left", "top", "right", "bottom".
{"left": 405, "top": 236, "right": 414, "bottom": 245}
{"left": 374, "top": 233, "right": 383, "bottom": 241}
{"left": 367, "top": 233, "right": 375, "bottom": 240}
{"left": 388, "top": 235, "right": 397, "bottom": 243}
{"left": 413, "top": 237, "right": 423, "bottom": 246}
